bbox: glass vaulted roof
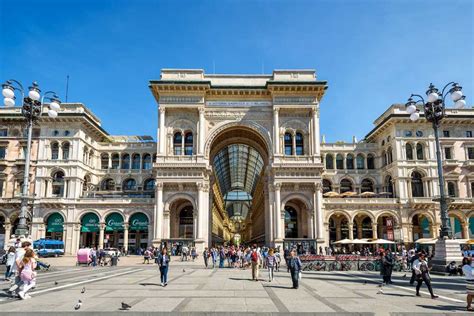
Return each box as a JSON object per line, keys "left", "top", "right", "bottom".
{"left": 213, "top": 144, "right": 264, "bottom": 221}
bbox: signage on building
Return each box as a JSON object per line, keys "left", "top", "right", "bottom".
{"left": 129, "top": 213, "right": 148, "bottom": 231}
{"left": 386, "top": 217, "right": 394, "bottom": 241}
{"left": 47, "top": 213, "right": 64, "bottom": 233}
{"left": 206, "top": 101, "right": 272, "bottom": 107}
{"left": 81, "top": 213, "right": 100, "bottom": 233}
{"left": 105, "top": 213, "right": 124, "bottom": 231}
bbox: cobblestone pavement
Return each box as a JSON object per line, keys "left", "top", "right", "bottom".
{"left": 0, "top": 257, "right": 469, "bottom": 315}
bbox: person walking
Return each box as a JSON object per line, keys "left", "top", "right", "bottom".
{"left": 462, "top": 257, "right": 474, "bottom": 311}
{"left": 251, "top": 247, "right": 260, "bottom": 281}
{"left": 275, "top": 250, "right": 281, "bottom": 272}
{"left": 379, "top": 251, "right": 389, "bottom": 285}
{"left": 413, "top": 252, "right": 438, "bottom": 299}
{"left": 266, "top": 248, "right": 277, "bottom": 282}
{"left": 203, "top": 247, "right": 209, "bottom": 269}
{"left": 288, "top": 249, "right": 302, "bottom": 289}
{"left": 4, "top": 246, "right": 16, "bottom": 281}
{"left": 409, "top": 251, "right": 420, "bottom": 286}
{"left": 17, "top": 248, "right": 37, "bottom": 299}
{"left": 143, "top": 248, "right": 151, "bottom": 264}
{"left": 8, "top": 241, "right": 31, "bottom": 297}
{"left": 157, "top": 247, "right": 170, "bottom": 287}
{"left": 90, "top": 247, "right": 97, "bottom": 267}
{"left": 382, "top": 249, "right": 394, "bottom": 284}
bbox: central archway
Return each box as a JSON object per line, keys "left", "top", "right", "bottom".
{"left": 208, "top": 125, "right": 271, "bottom": 246}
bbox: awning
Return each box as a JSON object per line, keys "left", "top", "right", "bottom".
{"left": 105, "top": 212, "right": 124, "bottom": 231}
{"left": 46, "top": 213, "right": 64, "bottom": 233}
{"left": 414, "top": 238, "right": 438, "bottom": 245}
{"left": 81, "top": 213, "right": 100, "bottom": 233}
{"left": 368, "top": 239, "right": 395, "bottom": 244}
{"left": 333, "top": 238, "right": 353, "bottom": 244}
{"left": 129, "top": 213, "right": 148, "bottom": 231}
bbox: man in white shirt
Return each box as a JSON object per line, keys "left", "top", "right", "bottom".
{"left": 462, "top": 257, "right": 474, "bottom": 311}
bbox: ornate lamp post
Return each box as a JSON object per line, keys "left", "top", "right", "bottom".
{"left": 2, "top": 80, "right": 61, "bottom": 237}
{"left": 405, "top": 82, "right": 466, "bottom": 271}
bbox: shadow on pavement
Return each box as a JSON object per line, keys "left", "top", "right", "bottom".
{"left": 417, "top": 304, "right": 466, "bottom": 312}
{"left": 263, "top": 285, "right": 292, "bottom": 289}
{"left": 139, "top": 283, "right": 161, "bottom": 286}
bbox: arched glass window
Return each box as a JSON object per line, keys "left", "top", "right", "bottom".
{"left": 295, "top": 133, "right": 304, "bottom": 155}
{"left": 89, "top": 150, "right": 94, "bottom": 165}
{"left": 336, "top": 154, "right": 344, "bottom": 169}
{"left": 52, "top": 171, "right": 65, "bottom": 197}
{"left": 62, "top": 142, "right": 70, "bottom": 160}
{"left": 173, "top": 132, "right": 182, "bottom": 155}
{"left": 385, "top": 176, "right": 394, "bottom": 196}
{"left": 406, "top": 143, "right": 414, "bottom": 160}
{"left": 367, "top": 154, "right": 375, "bottom": 169}
{"left": 142, "top": 154, "right": 152, "bottom": 169}
{"left": 340, "top": 179, "right": 353, "bottom": 193}
{"left": 101, "top": 178, "right": 115, "bottom": 191}
{"left": 447, "top": 182, "right": 457, "bottom": 197}
{"left": 284, "top": 133, "right": 293, "bottom": 155}
{"left": 179, "top": 206, "right": 194, "bottom": 238}
{"left": 356, "top": 154, "right": 365, "bottom": 169}
{"left": 346, "top": 154, "right": 354, "bottom": 169}
{"left": 411, "top": 171, "right": 424, "bottom": 197}
{"left": 111, "top": 153, "right": 120, "bottom": 169}
{"left": 184, "top": 132, "right": 193, "bottom": 155}
{"left": 387, "top": 147, "right": 393, "bottom": 164}
{"left": 121, "top": 154, "right": 130, "bottom": 169}
{"left": 122, "top": 178, "right": 137, "bottom": 191}
{"left": 325, "top": 154, "right": 334, "bottom": 169}
{"left": 101, "top": 153, "right": 109, "bottom": 169}
{"left": 144, "top": 179, "right": 155, "bottom": 191}
{"left": 382, "top": 150, "right": 387, "bottom": 166}
{"left": 51, "top": 142, "right": 59, "bottom": 160}
{"left": 361, "top": 217, "right": 373, "bottom": 238}
{"left": 416, "top": 143, "right": 424, "bottom": 160}
{"left": 361, "top": 178, "right": 374, "bottom": 193}
{"left": 131, "top": 154, "right": 140, "bottom": 169}
{"left": 323, "top": 179, "right": 332, "bottom": 194}
{"left": 284, "top": 206, "right": 298, "bottom": 238}
{"left": 471, "top": 182, "right": 474, "bottom": 198}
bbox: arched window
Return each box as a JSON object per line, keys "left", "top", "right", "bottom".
{"left": 325, "top": 154, "right": 334, "bottom": 169}
{"left": 184, "top": 132, "right": 193, "bottom": 155}
{"left": 411, "top": 172, "right": 424, "bottom": 197}
{"left": 131, "top": 154, "right": 140, "bottom": 169}
{"left": 52, "top": 171, "right": 65, "bottom": 197}
{"left": 361, "top": 217, "right": 373, "bottom": 238}
{"left": 101, "top": 153, "right": 109, "bottom": 169}
{"left": 385, "top": 176, "right": 394, "bottom": 196}
{"left": 336, "top": 154, "right": 344, "bottom": 169}
{"left": 111, "top": 153, "right": 119, "bottom": 169}
{"left": 121, "top": 154, "right": 130, "bottom": 169}
{"left": 387, "top": 147, "right": 393, "bottom": 164}
{"left": 346, "top": 154, "right": 354, "bottom": 169}
{"left": 471, "top": 182, "right": 474, "bottom": 198}
{"left": 101, "top": 178, "right": 115, "bottom": 191}
{"left": 122, "top": 178, "right": 137, "bottom": 191}
{"left": 340, "top": 179, "right": 353, "bottom": 193}
{"left": 62, "top": 142, "right": 70, "bottom": 160}
{"left": 144, "top": 179, "right": 155, "bottom": 191}
{"left": 361, "top": 178, "right": 374, "bottom": 193}
{"left": 406, "top": 143, "right": 414, "bottom": 160}
{"left": 284, "top": 206, "right": 298, "bottom": 238}
{"left": 367, "top": 154, "right": 375, "bottom": 169}
{"left": 356, "top": 154, "right": 365, "bottom": 169}
{"left": 82, "top": 175, "right": 90, "bottom": 195}
{"left": 323, "top": 179, "right": 332, "bottom": 194}
{"left": 382, "top": 150, "right": 387, "bottom": 166}
{"left": 284, "top": 133, "right": 293, "bottom": 155}
{"left": 142, "top": 154, "right": 152, "bottom": 169}
{"left": 173, "top": 132, "right": 182, "bottom": 155}
{"left": 416, "top": 143, "right": 424, "bottom": 160}
{"left": 51, "top": 142, "right": 59, "bottom": 160}
{"left": 89, "top": 150, "right": 94, "bottom": 166}
{"left": 447, "top": 182, "right": 457, "bottom": 197}
{"left": 179, "top": 206, "right": 194, "bottom": 238}
{"left": 295, "top": 133, "right": 304, "bottom": 155}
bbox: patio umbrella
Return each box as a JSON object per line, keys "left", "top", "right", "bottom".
{"left": 341, "top": 191, "right": 357, "bottom": 197}
{"left": 414, "top": 238, "right": 437, "bottom": 245}
{"left": 369, "top": 239, "right": 395, "bottom": 244}
{"left": 352, "top": 239, "right": 368, "bottom": 244}
{"left": 360, "top": 191, "right": 376, "bottom": 197}
{"left": 333, "top": 238, "right": 353, "bottom": 244}
{"left": 378, "top": 192, "right": 393, "bottom": 196}
{"left": 323, "top": 191, "right": 340, "bottom": 197}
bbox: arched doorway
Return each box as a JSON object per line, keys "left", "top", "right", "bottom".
{"left": 448, "top": 213, "right": 465, "bottom": 239}
{"left": 328, "top": 213, "right": 350, "bottom": 243}
{"left": 353, "top": 214, "right": 373, "bottom": 239}
{"left": 45, "top": 213, "right": 64, "bottom": 240}
{"left": 166, "top": 199, "right": 195, "bottom": 252}
{"left": 128, "top": 212, "right": 149, "bottom": 254}
{"left": 412, "top": 214, "right": 432, "bottom": 240}
{"left": 104, "top": 212, "right": 125, "bottom": 249}
{"left": 377, "top": 214, "right": 397, "bottom": 241}
{"left": 80, "top": 212, "right": 100, "bottom": 248}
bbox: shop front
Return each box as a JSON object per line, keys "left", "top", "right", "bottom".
{"left": 128, "top": 212, "right": 148, "bottom": 254}
{"left": 45, "top": 213, "right": 64, "bottom": 240}
{"left": 80, "top": 213, "right": 100, "bottom": 248}
{"left": 105, "top": 212, "right": 124, "bottom": 249}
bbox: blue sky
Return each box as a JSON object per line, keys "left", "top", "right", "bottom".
{"left": 1, "top": 0, "right": 472, "bottom": 142}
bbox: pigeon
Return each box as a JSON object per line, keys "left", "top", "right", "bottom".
{"left": 54, "top": 281, "right": 59, "bottom": 286}
{"left": 377, "top": 288, "right": 384, "bottom": 294}
{"left": 182, "top": 269, "right": 186, "bottom": 273}
{"left": 81, "top": 287, "right": 86, "bottom": 294}
{"left": 402, "top": 274, "right": 407, "bottom": 278}
{"left": 74, "top": 300, "right": 82, "bottom": 310}
{"left": 121, "top": 302, "right": 132, "bottom": 310}
{"left": 363, "top": 281, "right": 367, "bottom": 285}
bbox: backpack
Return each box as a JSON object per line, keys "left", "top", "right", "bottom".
{"left": 251, "top": 251, "right": 258, "bottom": 262}
{"left": 20, "top": 261, "right": 34, "bottom": 282}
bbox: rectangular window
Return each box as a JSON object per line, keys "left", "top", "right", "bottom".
{"left": 468, "top": 147, "right": 474, "bottom": 160}
{"left": 0, "top": 147, "right": 6, "bottom": 159}
{"left": 0, "top": 129, "right": 7, "bottom": 136}
{"left": 444, "top": 147, "right": 452, "bottom": 160}
{"left": 443, "top": 130, "right": 450, "bottom": 137}
{"left": 467, "top": 131, "right": 473, "bottom": 138}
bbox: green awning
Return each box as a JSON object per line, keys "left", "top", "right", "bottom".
{"left": 81, "top": 213, "right": 100, "bottom": 232}
{"left": 47, "top": 213, "right": 64, "bottom": 233}
{"left": 129, "top": 213, "right": 148, "bottom": 231}
{"left": 105, "top": 212, "right": 124, "bottom": 232}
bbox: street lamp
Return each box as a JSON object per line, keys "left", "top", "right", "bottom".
{"left": 405, "top": 81, "right": 466, "bottom": 271}
{"left": 2, "top": 79, "right": 61, "bottom": 237}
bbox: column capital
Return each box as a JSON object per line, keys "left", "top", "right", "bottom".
{"left": 123, "top": 223, "right": 129, "bottom": 230}
{"left": 197, "top": 182, "right": 209, "bottom": 192}
{"left": 273, "top": 107, "right": 280, "bottom": 113}
{"left": 272, "top": 183, "right": 281, "bottom": 191}
{"left": 314, "top": 182, "right": 322, "bottom": 192}
{"left": 159, "top": 107, "right": 166, "bottom": 114}
{"left": 198, "top": 107, "right": 205, "bottom": 114}
{"left": 156, "top": 182, "right": 164, "bottom": 189}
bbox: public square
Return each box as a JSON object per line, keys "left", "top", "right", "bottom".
{"left": 0, "top": 256, "right": 470, "bottom": 315}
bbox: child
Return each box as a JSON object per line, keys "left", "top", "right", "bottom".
{"left": 18, "top": 248, "right": 37, "bottom": 299}
{"left": 4, "top": 246, "right": 16, "bottom": 281}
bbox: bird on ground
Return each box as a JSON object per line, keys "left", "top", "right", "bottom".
{"left": 377, "top": 288, "right": 384, "bottom": 294}
{"left": 402, "top": 274, "right": 407, "bottom": 278}
{"left": 363, "top": 281, "right": 367, "bottom": 285}
{"left": 182, "top": 269, "right": 186, "bottom": 273}
{"left": 74, "top": 300, "right": 82, "bottom": 310}
{"left": 121, "top": 302, "right": 132, "bottom": 310}
{"left": 81, "top": 287, "right": 86, "bottom": 294}
{"left": 54, "top": 281, "right": 59, "bottom": 286}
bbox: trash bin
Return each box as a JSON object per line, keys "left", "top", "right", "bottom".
{"left": 111, "top": 255, "right": 118, "bottom": 266}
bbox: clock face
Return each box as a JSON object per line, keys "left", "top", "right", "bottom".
{"left": 405, "top": 131, "right": 413, "bottom": 137}
{"left": 416, "top": 130, "right": 423, "bottom": 137}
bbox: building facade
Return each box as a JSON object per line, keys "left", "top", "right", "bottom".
{"left": 0, "top": 69, "right": 473, "bottom": 254}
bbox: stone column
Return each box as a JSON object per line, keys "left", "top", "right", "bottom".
{"left": 158, "top": 107, "right": 166, "bottom": 155}
{"left": 198, "top": 107, "right": 205, "bottom": 155}
{"left": 274, "top": 183, "right": 283, "bottom": 241}
{"left": 372, "top": 223, "right": 378, "bottom": 239}
{"left": 292, "top": 131, "right": 296, "bottom": 156}
{"left": 314, "top": 182, "right": 324, "bottom": 240}
{"left": 108, "top": 154, "right": 112, "bottom": 169}
{"left": 312, "top": 108, "right": 320, "bottom": 157}
{"left": 273, "top": 108, "right": 280, "bottom": 155}
{"left": 348, "top": 223, "right": 354, "bottom": 240}
{"left": 265, "top": 183, "right": 274, "bottom": 246}
{"left": 154, "top": 183, "right": 164, "bottom": 244}
{"left": 98, "top": 223, "right": 105, "bottom": 250}
{"left": 123, "top": 224, "right": 129, "bottom": 254}
{"left": 196, "top": 182, "right": 210, "bottom": 251}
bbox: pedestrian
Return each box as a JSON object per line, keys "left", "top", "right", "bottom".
{"left": 379, "top": 251, "right": 389, "bottom": 285}
{"left": 191, "top": 247, "right": 197, "bottom": 262}
{"left": 8, "top": 241, "right": 31, "bottom": 297}
{"left": 211, "top": 247, "right": 217, "bottom": 268}
{"left": 17, "top": 248, "right": 37, "bottom": 299}
{"left": 462, "top": 257, "right": 474, "bottom": 311}
{"left": 319, "top": 246, "right": 323, "bottom": 255}
{"left": 143, "top": 248, "right": 151, "bottom": 264}
{"left": 219, "top": 246, "right": 225, "bottom": 268}
{"left": 284, "top": 247, "right": 290, "bottom": 272}
{"left": 90, "top": 247, "right": 97, "bottom": 267}
{"left": 157, "top": 247, "right": 170, "bottom": 287}
{"left": 275, "top": 250, "right": 281, "bottom": 272}
{"left": 413, "top": 252, "right": 438, "bottom": 299}
{"left": 409, "top": 251, "right": 420, "bottom": 285}
{"left": 203, "top": 247, "right": 209, "bottom": 268}
{"left": 4, "top": 246, "right": 16, "bottom": 281}
{"left": 384, "top": 249, "right": 394, "bottom": 284}
{"left": 182, "top": 245, "right": 189, "bottom": 261}
{"left": 250, "top": 246, "right": 260, "bottom": 281}
{"left": 266, "top": 248, "right": 276, "bottom": 282}
{"left": 288, "top": 249, "right": 302, "bottom": 289}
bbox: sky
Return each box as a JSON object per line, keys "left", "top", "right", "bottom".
{"left": 1, "top": 0, "right": 473, "bottom": 142}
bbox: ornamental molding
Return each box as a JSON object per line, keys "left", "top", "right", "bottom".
{"left": 273, "top": 96, "right": 317, "bottom": 104}
{"left": 206, "top": 101, "right": 272, "bottom": 107}
{"left": 160, "top": 96, "right": 203, "bottom": 104}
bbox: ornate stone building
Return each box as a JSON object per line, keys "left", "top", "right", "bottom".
{"left": 0, "top": 69, "right": 473, "bottom": 254}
